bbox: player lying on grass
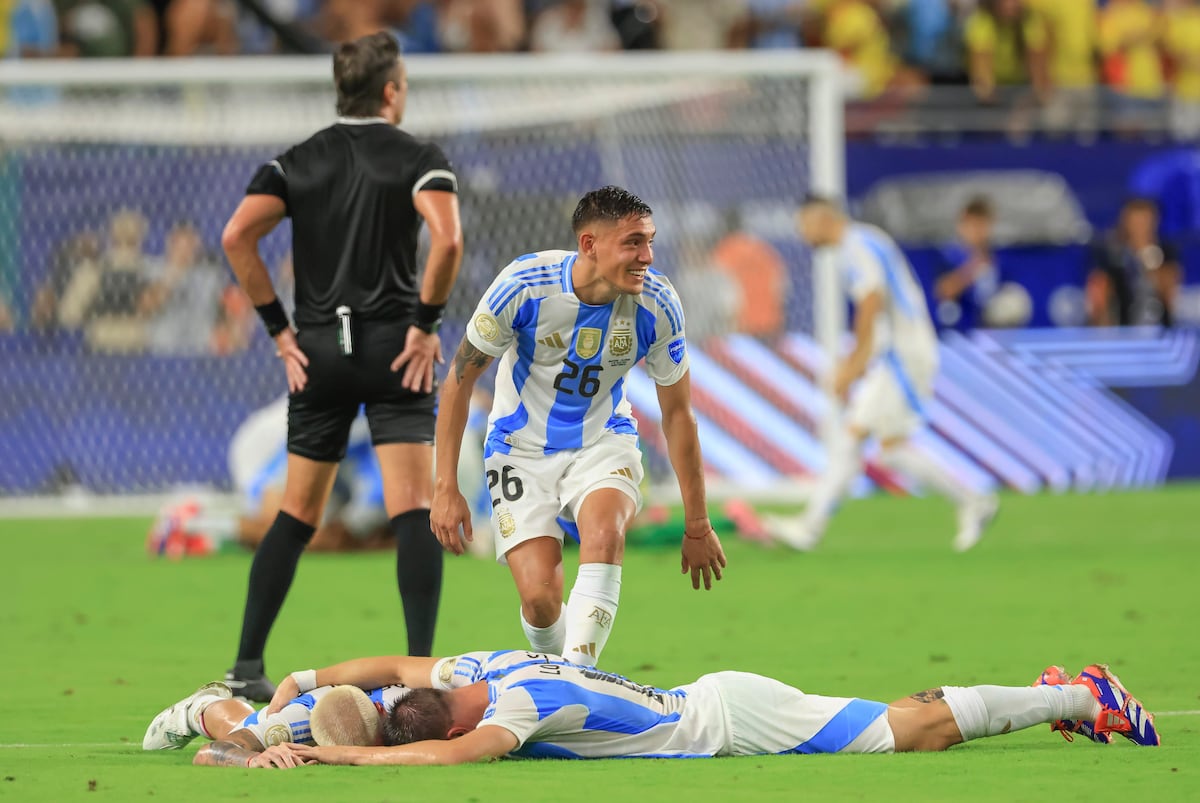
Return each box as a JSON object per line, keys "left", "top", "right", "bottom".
{"left": 256, "top": 651, "right": 1158, "bottom": 767}
{"left": 141, "top": 681, "right": 413, "bottom": 767}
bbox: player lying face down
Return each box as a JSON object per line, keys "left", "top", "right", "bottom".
{"left": 236, "top": 650, "right": 1160, "bottom": 768}
{"left": 143, "top": 681, "right": 411, "bottom": 768}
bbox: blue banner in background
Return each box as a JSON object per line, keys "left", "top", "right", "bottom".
{"left": 2, "top": 327, "right": 1196, "bottom": 495}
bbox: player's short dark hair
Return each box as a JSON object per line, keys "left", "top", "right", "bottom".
{"left": 333, "top": 32, "right": 402, "bottom": 118}
{"left": 382, "top": 688, "right": 454, "bottom": 746}
{"left": 799, "top": 193, "right": 842, "bottom": 211}
{"left": 572, "top": 186, "right": 653, "bottom": 232}
{"left": 1122, "top": 196, "right": 1158, "bottom": 215}
{"left": 962, "top": 196, "right": 994, "bottom": 219}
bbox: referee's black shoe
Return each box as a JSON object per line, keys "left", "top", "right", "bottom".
{"left": 224, "top": 663, "right": 277, "bottom": 703}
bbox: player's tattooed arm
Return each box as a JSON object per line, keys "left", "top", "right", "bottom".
{"left": 909, "top": 688, "right": 946, "bottom": 704}
{"left": 193, "top": 740, "right": 260, "bottom": 768}
{"left": 193, "top": 729, "right": 266, "bottom": 767}
{"left": 452, "top": 337, "right": 493, "bottom": 383}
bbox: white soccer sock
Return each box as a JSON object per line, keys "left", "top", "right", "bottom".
{"left": 941, "top": 685, "right": 1100, "bottom": 742}
{"left": 520, "top": 603, "right": 567, "bottom": 655}
{"left": 187, "top": 693, "right": 230, "bottom": 739}
{"left": 804, "top": 432, "right": 862, "bottom": 532}
{"left": 877, "top": 442, "right": 973, "bottom": 507}
{"left": 563, "top": 563, "right": 621, "bottom": 666}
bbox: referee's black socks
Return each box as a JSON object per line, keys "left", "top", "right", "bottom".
{"left": 392, "top": 509, "right": 443, "bottom": 657}
{"left": 235, "top": 511, "right": 315, "bottom": 667}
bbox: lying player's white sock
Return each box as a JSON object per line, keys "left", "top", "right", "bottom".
{"left": 877, "top": 443, "right": 972, "bottom": 507}
{"left": 941, "top": 685, "right": 1100, "bottom": 741}
{"left": 804, "top": 431, "right": 862, "bottom": 532}
{"left": 563, "top": 563, "right": 621, "bottom": 666}
{"left": 521, "top": 602, "right": 567, "bottom": 655}
{"left": 188, "top": 691, "right": 232, "bottom": 739}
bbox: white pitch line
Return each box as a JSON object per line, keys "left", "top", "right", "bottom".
{"left": 1, "top": 711, "right": 1198, "bottom": 748}
{"left": 0, "top": 743, "right": 129, "bottom": 749}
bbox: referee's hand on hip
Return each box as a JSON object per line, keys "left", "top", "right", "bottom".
{"left": 390, "top": 325, "right": 444, "bottom": 394}
{"left": 274, "top": 329, "right": 310, "bottom": 393}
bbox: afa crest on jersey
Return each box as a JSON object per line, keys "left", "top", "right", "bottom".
{"left": 576, "top": 327, "right": 602, "bottom": 359}
{"left": 609, "top": 328, "right": 633, "bottom": 357}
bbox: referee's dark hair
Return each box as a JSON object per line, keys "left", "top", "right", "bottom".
{"left": 572, "top": 186, "right": 653, "bottom": 232}
{"left": 334, "top": 32, "right": 402, "bottom": 118}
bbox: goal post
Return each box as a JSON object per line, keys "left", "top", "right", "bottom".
{"left": 0, "top": 52, "right": 845, "bottom": 500}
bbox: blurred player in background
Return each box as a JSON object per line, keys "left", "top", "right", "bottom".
{"left": 429, "top": 186, "right": 726, "bottom": 668}
{"left": 259, "top": 650, "right": 1159, "bottom": 767}
{"left": 764, "top": 196, "right": 998, "bottom": 552}
{"left": 220, "top": 31, "right": 463, "bottom": 699}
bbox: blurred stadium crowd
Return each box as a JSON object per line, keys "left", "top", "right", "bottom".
{"left": 3, "top": 0, "right": 1200, "bottom": 136}
{"left": 1, "top": 1, "right": 1196, "bottom": 347}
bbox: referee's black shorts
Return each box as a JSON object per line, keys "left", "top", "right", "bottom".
{"left": 287, "top": 319, "right": 435, "bottom": 462}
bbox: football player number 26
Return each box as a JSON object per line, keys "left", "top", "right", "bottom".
{"left": 487, "top": 465, "right": 524, "bottom": 503}
{"left": 553, "top": 359, "right": 602, "bottom": 397}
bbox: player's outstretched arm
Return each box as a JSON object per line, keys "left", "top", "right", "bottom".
{"left": 430, "top": 336, "right": 494, "bottom": 554}
{"left": 192, "top": 728, "right": 309, "bottom": 769}
{"left": 265, "top": 656, "right": 444, "bottom": 715}
{"left": 288, "top": 725, "right": 517, "bottom": 766}
{"left": 656, "top": 371, "right": 726, "bottom": 590}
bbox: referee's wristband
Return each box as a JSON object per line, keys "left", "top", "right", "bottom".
{"left": 415, "top": 302, "right": 446, "bottom": 335}
{"left": 255, "top": 298, "right": 291, "bottom": 338}
{"left": 291, "top": 669, "right": 318, "bottom": 694}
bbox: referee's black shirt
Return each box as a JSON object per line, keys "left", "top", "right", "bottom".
{"left": 246, "top": 118, "right": 458, "bottom": 327}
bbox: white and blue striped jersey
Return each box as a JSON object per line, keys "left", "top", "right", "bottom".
{"left": 430, "top": 650, "right": 719, "bottom": 759}
{"left": 465, "top": 250, "right": 689, "bottom": 457}
{"left": 835, "top": 223, "right": 937, "bottom": 362}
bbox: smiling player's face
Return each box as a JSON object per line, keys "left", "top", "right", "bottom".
{"left": 592, "top": 215, "right": 655, "bottom": 295}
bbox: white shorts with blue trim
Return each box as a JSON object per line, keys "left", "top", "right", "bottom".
{"left": 702, "top": 671, "right": 895, "bottom": 756}
{"left": 847, "top": 351, "right": 937, "bottom": 441}
{"left": 485, "top": 431, "right": 644, "bottom": 564}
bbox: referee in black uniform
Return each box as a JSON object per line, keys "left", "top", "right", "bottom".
{"left": 220, "top": 32, "right": 463, "bottom": 700}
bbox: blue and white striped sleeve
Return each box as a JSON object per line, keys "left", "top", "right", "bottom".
{"left": 465, "top": 262, "right": 527, "bottom": 358}
{"left": 843, "top": 238, "right": 886, "bottom": 303}
{"left": 643, "top": 275, "right": 689, "bottom": 387}
{"left": 430, "top": 652, "right": 494, "bottom": 690}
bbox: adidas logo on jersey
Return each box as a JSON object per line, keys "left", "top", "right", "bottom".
{"left": 610, "top": 467, "right": 635, "bottom": 480}
{"left": 538, "top": 332, "right": 567, "bottom": 348}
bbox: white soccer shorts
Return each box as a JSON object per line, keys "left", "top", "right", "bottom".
{"left": 846, "top": 351, "right": 937, "bottom": 442}
{"left": 701, "top": 671, "right": 895, "bottom": 756}
{"left": 484, "top": 431, "right": 644, "bottom": 563}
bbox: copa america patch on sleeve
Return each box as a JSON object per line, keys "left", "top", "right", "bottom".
{"left": 668, "top": 338, "right": 686, "bottom": 365}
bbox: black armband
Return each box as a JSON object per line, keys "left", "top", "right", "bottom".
{"left": 415, "top": 302, "right": 446, "bottom": 335}
{"left": 255, "top": 298, "right": 291, "bottom": 337}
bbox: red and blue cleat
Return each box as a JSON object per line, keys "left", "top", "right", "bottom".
{"left": 1033, "top": 665, "right": 1111, "bottom": 744}
{"left": 1073, "top": 664, "right": 1161, "bottom": 747}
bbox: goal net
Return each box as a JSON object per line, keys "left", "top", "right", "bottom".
{"left": 0, "top": 53, "right": 844, "bottom": 501}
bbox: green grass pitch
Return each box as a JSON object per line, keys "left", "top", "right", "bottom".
{"left": 2, "top": 486, "right": 1198, "bottom": 802}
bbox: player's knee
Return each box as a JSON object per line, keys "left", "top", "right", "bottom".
{"left": 577, "top": 526, "right": 625, "bottom": 563}
{"left": 521, "top": 592, "right": 562, "bottom": 628}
